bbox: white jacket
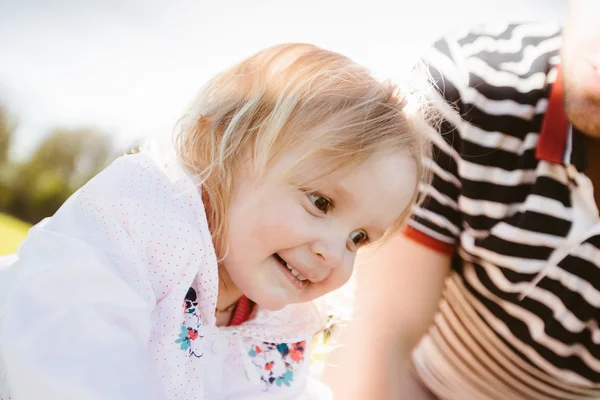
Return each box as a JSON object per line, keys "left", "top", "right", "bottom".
{"left": 0, "top": 152, "right": 332, "bottom": 400}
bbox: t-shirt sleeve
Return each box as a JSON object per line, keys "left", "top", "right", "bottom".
{"left": 404, "top": 34, "right": 468, "bottom": 255}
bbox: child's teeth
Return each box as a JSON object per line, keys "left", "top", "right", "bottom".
{"left": 286, "top": 264, "right": 301, "bottom": 277}
{"left": 280, "top": 258, "right": 306, "bottom": 282}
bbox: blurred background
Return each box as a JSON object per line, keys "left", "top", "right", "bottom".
{"left": 0, "top": 0, "right": 567, "bottom": 255}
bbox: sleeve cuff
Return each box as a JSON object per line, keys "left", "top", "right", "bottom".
{"left": 402, "top": 225, "right": 456, "bottom": 255}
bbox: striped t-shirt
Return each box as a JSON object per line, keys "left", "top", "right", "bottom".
{"left": 406, "top": 22, "right": 600, "bottom": 400}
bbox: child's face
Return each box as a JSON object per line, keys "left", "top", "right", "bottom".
{"left": 222, "top": 147, "right": 417, "bottom": 310}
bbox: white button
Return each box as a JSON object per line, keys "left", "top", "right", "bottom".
{"left": 211, "top": 339, "right": 221, "bottom": 354}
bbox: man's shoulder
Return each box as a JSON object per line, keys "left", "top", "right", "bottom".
{"left": 452, "top": 22, "right": 562, "bottom": 48}
{"left": 434, "top": 22, "right": 562, "bottom": 58}
{"left": 424, "top": 22, "right": 562, "bottom": 130}
{"left": 425, "top": 22, "right": 562, "bottom": 94}
{"left": 421, "top": 23, "right": 562, "bottom": 163}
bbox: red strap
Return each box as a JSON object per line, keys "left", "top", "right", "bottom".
{"left": 229, "top": 295, "right": 252, "bottom": 326}
{"left": 536, "top": 65, "right": 569, "bottom": 163}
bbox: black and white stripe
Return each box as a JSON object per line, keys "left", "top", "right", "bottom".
{"left": 409, "top": 22, "right": 600, "bottom": 399}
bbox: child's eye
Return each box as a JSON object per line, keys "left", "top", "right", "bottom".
{"left": 347, "top": 230, "right": 369, "bottom": 252}
{"left": 308, "top": 193, "right": 332, "bottom": 214}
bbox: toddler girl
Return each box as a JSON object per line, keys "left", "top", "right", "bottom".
{"left": 0, "top": 43, "right": 430, "bottom": 399}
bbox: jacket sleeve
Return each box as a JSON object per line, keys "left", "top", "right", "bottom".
{"left": 0, "top": 156, "right": 170, "bottom": 400}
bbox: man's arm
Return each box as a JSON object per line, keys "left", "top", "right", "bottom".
{"left": 323, "top": 233, "right": 451, "bottom": 399}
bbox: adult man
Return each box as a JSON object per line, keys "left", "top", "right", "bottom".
{"left": 324, "top": 1, "right": 600, "bottom": 398}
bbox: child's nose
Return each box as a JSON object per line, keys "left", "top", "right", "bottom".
{"left": 309, "top": 236, "right": 346, "bottom": 270}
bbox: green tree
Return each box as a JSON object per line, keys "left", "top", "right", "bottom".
{"left": 0, "top": 105, "right": 18, "bottom": 213}
{"left": 0, "top": 105, "right": 17, "bottom": 166}
{"left": 23, "top": 128, "right": 113, "bottom": 187}
{"left": 10, "top": 127, "right": 114, "bottom": 224}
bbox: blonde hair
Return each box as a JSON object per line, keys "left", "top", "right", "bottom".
{"left": 175, "top": 43, "right": 432, "bottom": 257}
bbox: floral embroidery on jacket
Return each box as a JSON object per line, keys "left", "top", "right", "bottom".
{"left": 248, "top": 340, "right": 306, "bottom": 389}
{"left": 175, "top": 287, "right": 203, "bottom": 358}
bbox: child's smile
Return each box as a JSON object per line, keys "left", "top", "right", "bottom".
{"left": 273, "top": 253, "right": 309, "bottom": 291}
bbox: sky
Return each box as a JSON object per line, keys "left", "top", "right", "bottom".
{"left": 0, "top": 0, "right": 567, "bottom": 159}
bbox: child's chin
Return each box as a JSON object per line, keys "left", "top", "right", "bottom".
{"left": 253, "top": 297, "right": 292, "bottom": 311}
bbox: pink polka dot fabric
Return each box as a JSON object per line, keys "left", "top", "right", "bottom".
{"left": 0, "top": 153, "right": 332, "bottom": 399}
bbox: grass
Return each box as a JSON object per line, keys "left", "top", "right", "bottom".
{"left": 0, "top": 213, "right": 30, "bottom": 255}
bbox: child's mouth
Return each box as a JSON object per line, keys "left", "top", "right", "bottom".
{"left": 273, "top": 253, "right": 309, "bottom": 290}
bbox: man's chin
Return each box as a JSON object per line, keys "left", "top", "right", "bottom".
{"left": 565, "top": 100, "right": 600, "bottom": 138}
